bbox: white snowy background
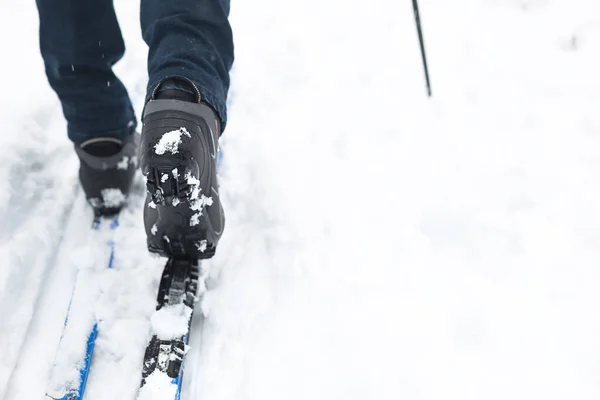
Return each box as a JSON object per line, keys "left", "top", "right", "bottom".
{"left": 2, "top": 0, "right": 600, "bottom": 398}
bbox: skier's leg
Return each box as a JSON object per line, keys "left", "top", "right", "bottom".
{"left": 140, "top": 0, "right": 234, "bottom": 130}
{"left": 36, "top": 0, "right": 139, "bottom": 216}
{"left": 139, "top": 0, "right": 234, "bottom": 259}
{"left": 36, "top": 0, "right": 137, "bottom": 143}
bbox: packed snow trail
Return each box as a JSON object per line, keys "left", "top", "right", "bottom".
{"left": 0, "top": 140, "right": 78, "bottom": 400}
{"left": 4, "top": 0, "right": 600, "bottom": 399}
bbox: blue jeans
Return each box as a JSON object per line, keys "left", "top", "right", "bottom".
{"left": 35, "top": 0, "right": 234, "bottom": 144}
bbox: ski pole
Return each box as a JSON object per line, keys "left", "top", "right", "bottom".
{"left": 412, "top": 0, "right": 432, "bottom": 97}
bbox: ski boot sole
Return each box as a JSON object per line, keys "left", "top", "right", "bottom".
{"left": 144, "top": 156, "right": 217, "bottom": 260}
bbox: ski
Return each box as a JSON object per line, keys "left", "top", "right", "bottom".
{"left": 137, "top": 257, "right": 201, "bottom": 400}
{"left": 137, "top": 149, "right": 221, "bottom": 399}
{"left": 45, "top": 216, "right": 119, "bottom": 400}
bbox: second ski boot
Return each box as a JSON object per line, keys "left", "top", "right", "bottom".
{"left": 75, "top": 133, "right": 139, "bottom": 216}
{"left": 139, "top": 79, "right": 224, "bottom": 260}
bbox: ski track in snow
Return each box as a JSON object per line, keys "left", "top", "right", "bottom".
{"left": 0, "top": 111, "right": 80, "bottom": 398}
{"left": 9, "top": 193, "right": 105, "bottom": 399}
{"left": 3, "top": 0, "right": 600, "bottom": 399}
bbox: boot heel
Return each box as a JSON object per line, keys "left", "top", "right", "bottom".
{"left": 145, "top": 159, "right": 200, "bottom": 207}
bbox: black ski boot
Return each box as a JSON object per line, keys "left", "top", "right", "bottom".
{"left": 75, "top": 134, "right": 139, "bottom": 216}
{"left": 139, "top": 79, "right": 224, "bottom": 260}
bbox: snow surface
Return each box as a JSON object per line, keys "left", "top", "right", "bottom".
{"left": 151, "top": 304, "right": 193, "bottom": 340}
{"left": 45, "top": 216, "right": 119, "bottom": 395}
{"left": 3, "top": 0, "right": 600, "bottom": 399}
{"left": 137, "top": 370, "right": 178, "bottom": 400}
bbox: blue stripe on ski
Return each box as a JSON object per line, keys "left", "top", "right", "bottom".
{"left": 175, "top": 338, "right": 188, "bottom": 400}
{"left": 74, "top": 323, "right": 98, "bottom": 399}
{"left": 171, "top": 333, "right": 189, "bottom": 400}
{"left": 58, "top": 216, "right": 118, "bottom": 400}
